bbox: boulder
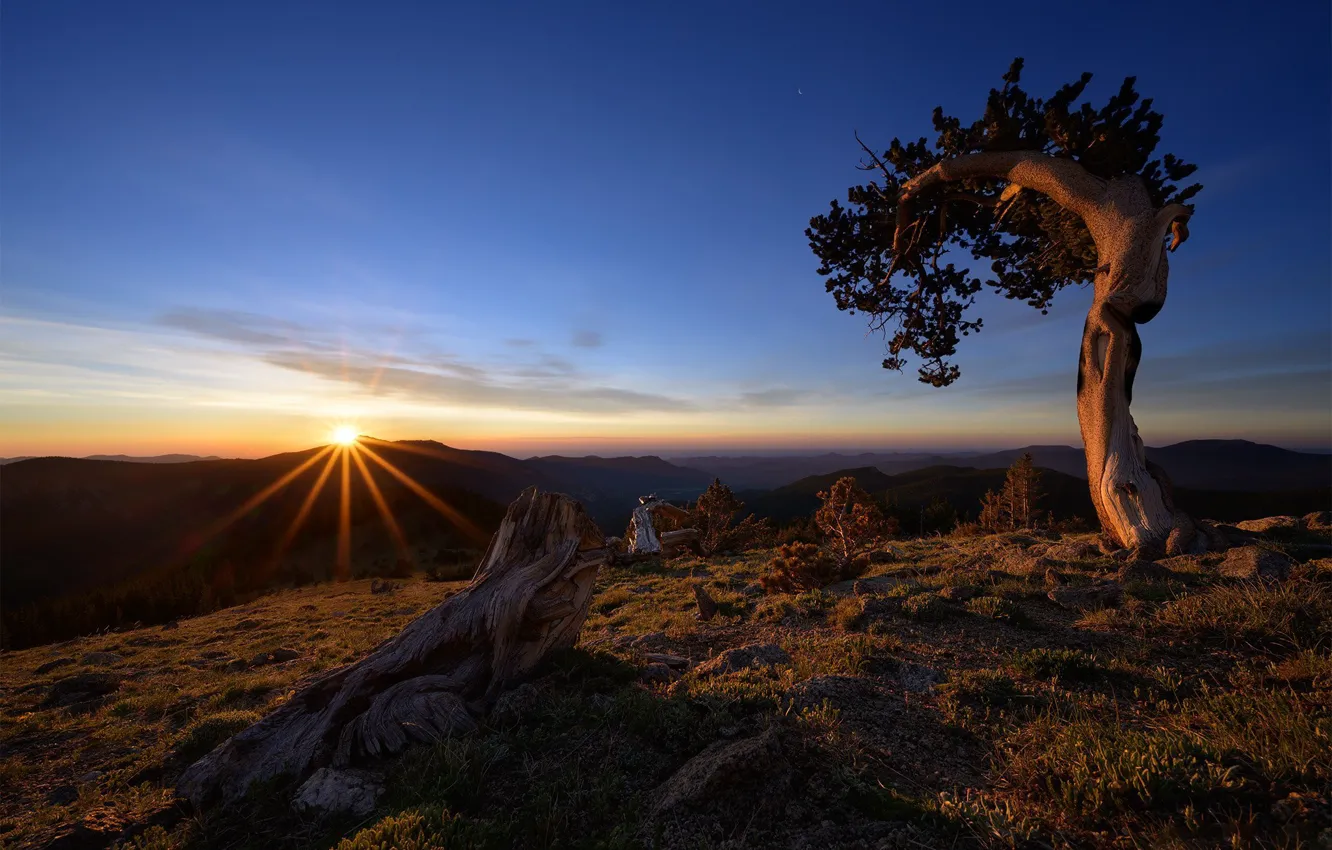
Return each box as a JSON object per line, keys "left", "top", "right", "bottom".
{"left": 894, "top": 662, "right": 943, "bottom": 694}
{"left": 786, "top": 674, "right": 884, "bottom": 710}
{"left": 641, "top": 663, "right": 674, "bottom": 684}
{"left": 35, "top": 657, "right": 75, "bottom": 675}
{"left": 937, "top": 585, "right": 976, "bottom": 602}
{"left": 1303, "top": 511, "right": 1331, "bottom": 530}
{"left": 1048, "top": 582, "right": 1123, "bottom": 612}
{"left": 270, "top": 648, "right": 301, "bottom": 663}
{"left": 1116, "top": 560, "right": 1174, "bottom": 583}
{"left": 293, "top": 768, "right": 384, "bottom": 817}
{"left": 1235, "top": 516, "right": 1300, "bottom": 534}
{"left": 42, "top": 673, "right": 120, "bottom": 709}
{"left": 694, "top": 644, "right": 791, "bottom": 678}
{"left": 489, "top": 682, "right": 541, "bottom": 726}
{"left": 644, "top": 652, "right": 690, "bottom": 669}
{"left": 648, "top": 727, "right": 789, "bottom": 820}
{"left": 1219, "top": 546, "right": 1293, "bottom": 580}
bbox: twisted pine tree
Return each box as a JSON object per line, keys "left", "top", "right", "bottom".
{"left": 807, "top": 59, "right": 1209, "bottom": 556}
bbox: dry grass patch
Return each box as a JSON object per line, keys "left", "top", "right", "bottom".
{"left": 1155, "top": 581, "right": 1331, "bottom": 653}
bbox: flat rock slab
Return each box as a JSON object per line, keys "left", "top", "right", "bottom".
{"left": 1235, "top": 516, "right": 1300, "bottom": 534}
{"left": 694, "top": 644, "right": 790, "bottom": 678}
{"left": 294, "top": 768, "right": 384, "bottom": 817}
{"left": 649, "top": 727, "right": 788, "bottom": 821}
{"left": 42, "top": 673, "right": 120, "bottom": 709}
{"left": 1219, "top": 546, "right": 1293, "bottom": 580}
{"left": 1116, "top": 560, "right": 1175, "bottom": 583}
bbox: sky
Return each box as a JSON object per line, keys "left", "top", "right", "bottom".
{"left": 3, "top": 0, "right": 1329, "bottom": 459}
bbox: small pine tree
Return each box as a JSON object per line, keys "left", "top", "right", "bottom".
{"left": 691, "top": 478, "right": 744, "bottom": 555}
{"left": 979, "top": 453, "right": 1046, "bottom": 532}
{"left": 814, "top": 477, "right": 887, "bottom": 565}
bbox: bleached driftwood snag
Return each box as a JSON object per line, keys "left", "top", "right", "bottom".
{"left": 626, "top": 497, "right": 698, "bottom": 555}
{"left": 177, "top": 487, "right": 606, "bottom": 811}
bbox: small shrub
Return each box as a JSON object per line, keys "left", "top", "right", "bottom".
{"left": 591, "top": 586, "right": 632, "bottom": 615}
{"left": 831, "top": 596, "right": 866, "bottom": 632}
{"left": 997, "top": 714, "right": 1244, "bottom": 823}
{"left": 1263, "top": 650, "right": 1332, "bottom": 691}
{"left": 173, "top": 710, "right": 260, "bottom": 763}
{"left": 816, "top": 477, "right": 893, "bottom": 562}
{"left": 759, "top": 542, "right": 865, "bottom": 593}
{"left": 1155, "top": 581, "right": 1331, "bottom": 652}
{"left": 884, "top": 582, "right": 918, "bottom": 599}
{"left": 940, "top": 669, "right": 1020, "bottom": 710}
{"left": 965, "top": 596, "right": 1029, "bottom": 627}
{"left": 950, "top": 520, "right": 985, "bottom": 538}
{"left": 901, "top": 593, "right": 953, "bottom": 622}
{"left": 1012, "top": 648, "right": 1100, "bottom": 682}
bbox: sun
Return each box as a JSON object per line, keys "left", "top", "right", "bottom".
{"left": 331, "top": 425, "right": 360, "bottom": 446}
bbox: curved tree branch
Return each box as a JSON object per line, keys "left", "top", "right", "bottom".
{"left": 894, "top": 151, "right": 1107, "bottom": 255}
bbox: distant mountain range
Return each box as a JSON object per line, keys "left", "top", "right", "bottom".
{"left": 740, "top": 463, "right": 1330, "bottom": 529}
{"left": 675, "top": 440, "right": 1332, "bottom": 493}
{"left": 0, "top": 440, "right": 712, "bottom": 614}
{"left": 0, "top": 453, "right": 223, "bottom": 465}
{"left": 3, "top": 437, "right": 1327, "bottom": 643}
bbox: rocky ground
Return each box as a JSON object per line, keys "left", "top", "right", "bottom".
{"left": 2, "top": 515, "right": 1330, "bottom": 849}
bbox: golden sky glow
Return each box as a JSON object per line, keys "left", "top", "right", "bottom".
{"left": 1, "top": 312, "right": 1328, "bottom": 459}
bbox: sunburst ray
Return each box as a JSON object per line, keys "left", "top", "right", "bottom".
{"left": 356, "top": 442, "right": 487, "bottom": 544}
{"left": 271, "top": 447, "right": 340, "bottom": 565}
{"left": 349, "top": 444, "right": 411, "bottom": 562}
{"left": 186, "top": 445, "right": 335, "bottom": 556}
{"left": 337, "top": 446, "right": 352, "bottom": 580}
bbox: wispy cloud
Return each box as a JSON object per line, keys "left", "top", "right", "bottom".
{"left": 159, "top": 307, "right": 689, "bottom": 415}
{"left": 572, "top": 329, "right": 604, "bottom": 349}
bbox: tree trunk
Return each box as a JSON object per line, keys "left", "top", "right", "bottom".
{"left": 1076, "top": 178, "right": 1199, "bottom": 556}
{"left": 896, "top": 153, "right": 1214, "bottom": 556}
{"left": 177, "top": 487, "right": 606, "bottom": 811}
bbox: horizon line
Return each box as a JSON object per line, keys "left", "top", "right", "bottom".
{"left": 4, "top": 434, "right": 1331, "bottom": 463}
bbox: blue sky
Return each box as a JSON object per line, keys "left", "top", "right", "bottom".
{"left": 3, "top": 0, "right": 1329, "bottom": 457}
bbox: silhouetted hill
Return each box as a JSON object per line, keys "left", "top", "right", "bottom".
{"left": 0, "top": 440, "right": 712, "bottom": 616}
{"left": 740, "top": 462, "right": 1330, "bottom": 528}
{"left": 0, "top": 446, "right": 508, "bottom": 613}
{"left": 0, "top": 453, "right": 222, "bottom": 465}
{"left": 524, "top": 455, "right": 712, "bottom": 529}
{"left": 681, "top": 440, "right": 1331, "bottom": 494}
{"left": 742, "top": 465, "right": 1096, "bottom": 525}
{"left": 672, "top": 452, "right": 944, "bottom": 490}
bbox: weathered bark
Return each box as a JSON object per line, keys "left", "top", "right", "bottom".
{"left": 896, "top": 153, "right": 1205, "bottom": 555}
{"left": 177, "top": 487, "right": 606, "bottom": 810}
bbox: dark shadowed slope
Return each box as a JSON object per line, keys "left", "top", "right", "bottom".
{"left": 0, "top": 440, "right": 711, "bottom": 614}
{"left": 681, "top": 440, "right": 1331, "bottom": 493}
{"left": 0, "top": 453, "right": 223, "bottom": 465}
{"left": 741, "top": 462, "right": 1330, "bottom": 527}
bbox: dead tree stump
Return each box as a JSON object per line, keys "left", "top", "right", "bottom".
{"left": 177, "top": 487, "right": 606, "bottom": 811}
